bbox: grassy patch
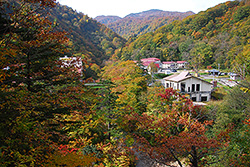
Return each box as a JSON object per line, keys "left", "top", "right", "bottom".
{"left": 154, "top": 73, "right": 172, "bottom": 79}
{"left": 204, "top": 79, "right": 213, "bottom": 82}
{"left": 211, "top": 87, "right": 229, "bottom": 100}
{"left": 199, "top": 72, "right": 208, "bottom": 75}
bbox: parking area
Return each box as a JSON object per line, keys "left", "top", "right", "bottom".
{"left": 200, "top": 75, "right": 238, "bottom": 87}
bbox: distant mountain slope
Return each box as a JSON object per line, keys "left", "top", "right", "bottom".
{"left": 48, "top": 4, "right": 126, "bottom": 65}
{"left": 95, "top": 9, "right": 194, "bottom": 39}
{"left": 95, "top": 15, "right": 122, "bottom": 24}
{"left": 124, "top": 9, "right": 194, "bottom": 18}
{"left": 116, "top": 1, "right": 250, "bottom": 71}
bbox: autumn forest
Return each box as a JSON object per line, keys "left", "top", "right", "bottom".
{"left": 1, "top": 0, "right": 250, "bottom": 167}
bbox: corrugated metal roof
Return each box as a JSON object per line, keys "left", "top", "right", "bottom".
{"left": 163, "top": 61, "right": 175, "bottom": 64}
{"left": 176, "top": 61, "right": 187, "bottom": 64}
{"left": 164, "top": 71, "right": 212, "bottom": 84}
{"left": 163, "top": 71, "right": 190, "bottom": 82}
{"left": 141, "top": 58, "right": 160, "bottom": 62}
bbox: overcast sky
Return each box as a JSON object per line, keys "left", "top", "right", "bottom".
{"left": 57, "top": 0, "right": 232, "bottom": 18}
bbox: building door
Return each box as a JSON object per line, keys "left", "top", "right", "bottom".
{"left": 192, "top": 84, "right": 195, "bottom": 92}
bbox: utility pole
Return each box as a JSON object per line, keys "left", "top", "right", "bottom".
{"left": 243, "top": 64, "right": 246, "bottom": 79}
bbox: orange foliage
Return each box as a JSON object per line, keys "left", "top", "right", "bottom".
{"left": 125, "top": 88, "right": 227, "bottom": 166}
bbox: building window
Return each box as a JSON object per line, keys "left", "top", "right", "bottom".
{"left": 201, "top": 96, "right": 207, "bottom": 101}
{"left": 192, "top": 84, "right": 195, "bottom": 92}
{"left": 166, "top": 83, "right": 169, "bottom": 88}
{"left": 188, "top": 87, "right": 190, "bottom": 92}
{"left": 196, "top": 84, "right": 200, "bottom": 91}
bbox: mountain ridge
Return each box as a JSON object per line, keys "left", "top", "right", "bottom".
{"left": 95, "top": 9, "right": 195, "bottom": 20}
{"left": 94, "top": 9, "right": 195, "bottom": 39}
{"left": 124, "top": 9, "right": 194, "bottom": 18}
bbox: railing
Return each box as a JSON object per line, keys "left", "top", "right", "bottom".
{"left": 180, "top": 91, "right": 211, "bottom": 94}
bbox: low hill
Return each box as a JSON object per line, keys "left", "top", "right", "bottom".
{"left": 95, "top": 9, "right": 194, "bottom": 39}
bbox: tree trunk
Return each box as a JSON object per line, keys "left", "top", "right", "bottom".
{"left": 190, "top": 146, "right": 198, "bottom": 167}
{"left": 169, "top": 148, "right": 183, "bottom": 167}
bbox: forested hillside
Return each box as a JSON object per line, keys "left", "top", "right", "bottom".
{"left": 95, "top": 9, "right": 194, "bottom": 39}
{"left": 117, "top": 0, "right": 250, "bottom": 74}
{"left": 48, "top": 3, "right": 126, "bottom": 65}
{"left": 1, "top": 0, "right": 250, "bottom": 166}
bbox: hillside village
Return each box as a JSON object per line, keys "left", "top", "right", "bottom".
{"left": 59, "top": 55, "right": 241, "bottom": 103}
{"left": 134, "top": 57, "right": 241, "bottom": 102}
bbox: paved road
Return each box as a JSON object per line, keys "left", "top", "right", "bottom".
{"left": 218, "top": 78, "right": 238, "bottom": 87}
{"left": 200, "top": 75, "right": 238, "bottom": 87}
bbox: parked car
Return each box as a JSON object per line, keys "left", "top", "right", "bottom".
{"left": 219, "top": 72, "right": 225, "bottom": 76}
{"left": 165, "top": 70, "right": 172, "bottom": 74}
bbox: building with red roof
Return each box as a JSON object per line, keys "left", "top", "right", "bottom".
{"left": 137, "top": 57, "right": 188, "bottom": 74}
{"left": 176, "top": 61, "right": 188, "bottom": 69}
{"left": 140, "top": 58, "right": 162, "bottom": 71}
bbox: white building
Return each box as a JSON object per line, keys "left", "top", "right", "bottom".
{"left": 228, "top": 72, "right": 241, "bottom": 80}
{"left": 162, "top": 61, "right": 177, "bottom": 69}
{"left": 162, "top": 61, "right": 188, "bottom": 70}
{"left": 176, "top": 61, "right": 188, "bottom": 69}
{"left": 163, "top": 71, "right": 212, "bottom": 102}
{"left": 60, "top": 56, "right": 83, "bottom": 74}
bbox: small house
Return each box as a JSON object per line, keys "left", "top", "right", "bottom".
{"left": 229, "top": 73, "right": 241, "bottom": 80}
{"left": 163, "top": 71, "right": 212, "bottom": 102}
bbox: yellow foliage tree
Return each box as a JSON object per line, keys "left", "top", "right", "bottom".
{"left": 101, "top": 60, "right": 147, "bottom": 112}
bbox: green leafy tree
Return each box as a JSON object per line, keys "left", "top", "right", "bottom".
{"left": 233, "top": 5, "right": 250, "bottom": 22}
{"left": 210, "top": 82, "right": 250, "bottom": 166}
{"left": 189, "top": 42, "right": 214, "bottom": 74}
{"left": 233, "top": 44, "right": 250, "bottom": 78}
